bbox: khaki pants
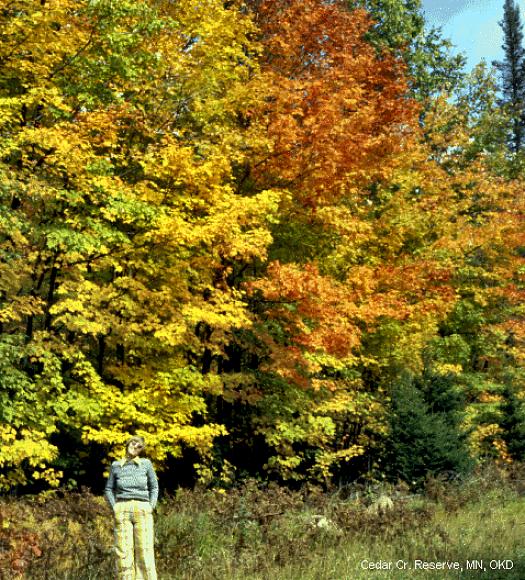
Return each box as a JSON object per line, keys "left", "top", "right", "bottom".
{"left": 113, "top": 500, "right": 157, "bottom": 580}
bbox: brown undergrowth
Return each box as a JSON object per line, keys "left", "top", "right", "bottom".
{"left": 0, "top": 463, "right": 524, "bottom": 579}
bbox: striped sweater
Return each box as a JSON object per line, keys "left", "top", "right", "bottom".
{"left": 104, "top": 457, "right": 159, "bottom": 509}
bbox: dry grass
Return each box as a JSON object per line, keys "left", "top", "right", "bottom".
{"left": 1, "top": 464, "right": 524, "bottom": 579}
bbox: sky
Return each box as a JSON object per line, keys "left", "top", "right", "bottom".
{"left": 421, "top": 0, "right": 510, "bottom": 70}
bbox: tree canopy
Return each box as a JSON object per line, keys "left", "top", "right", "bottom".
{"left": 0, "top": 0, "right": 524, "bottom": 491}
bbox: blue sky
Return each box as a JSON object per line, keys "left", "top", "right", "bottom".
{"left": 421, "top": 0, "right": 510, "bottom": 69}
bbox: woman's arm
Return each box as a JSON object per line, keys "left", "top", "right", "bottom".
{"left": 104, "top": 462, "right": 117, "bottom": 509}
{"left": 146, "top": 460, "right": 159, "bottom": 508}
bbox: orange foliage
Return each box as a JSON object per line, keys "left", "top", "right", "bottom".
{"left": 250, "top": 0, "right": 418, "bottom": 207}
{"left": 248, "top": 262, "right": 361, "bottom": 382}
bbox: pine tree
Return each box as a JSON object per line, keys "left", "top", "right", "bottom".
{"left": 500, "top": 379, "right": 525, "bottom": 461}
{"left": 494, "top": 0, "right": 525, "bottom": 152}
{"left": 384, "top": 372, "right": 473, "bottom": 485}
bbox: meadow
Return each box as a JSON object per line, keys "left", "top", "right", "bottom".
{"left": 1, "top": 464, "right": 524, "bottom": 580}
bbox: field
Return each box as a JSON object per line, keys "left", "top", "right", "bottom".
{"left": 1, "top": 465, "right": 524, "bottom": 580}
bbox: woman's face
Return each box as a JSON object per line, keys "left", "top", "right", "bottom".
{"left": 127, "top": 439, "right": 144, "bottom": 458}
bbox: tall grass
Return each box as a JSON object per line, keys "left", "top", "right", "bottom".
{"left": 1, "top": 464, "right": 524, "bottom": 579}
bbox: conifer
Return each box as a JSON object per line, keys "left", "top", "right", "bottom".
{"left": 494, "top": 0, "right": 525, "bottom": 152}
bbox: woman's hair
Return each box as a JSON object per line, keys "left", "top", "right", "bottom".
{"left": 126, "top": 435, "right": 146, "bottom": 450}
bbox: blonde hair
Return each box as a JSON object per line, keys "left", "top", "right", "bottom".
{"left": 126, "top": 435, "right": 146, "bottom": 450}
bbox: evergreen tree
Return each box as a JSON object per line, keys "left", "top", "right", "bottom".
{"left": 500, "top": 378, "right": 525, "bottom": 461}
{"left": 494, "top": 0, "right": 525, "bottom": 152}
{"left": 384, "top": 372, "right": 473, "bottom": 485}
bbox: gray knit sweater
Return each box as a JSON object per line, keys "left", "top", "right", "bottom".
{"left": 104, "top": 457, "right": 159, "bottom": 509}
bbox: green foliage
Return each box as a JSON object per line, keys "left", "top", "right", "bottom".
{"left": 0, "top": 0, "right": 270, "bottom": 487}
{"left": 384, "top": 373, "right": 473, "bottom": 484}
{"left": 452, "top": 62, "right": 510, "bottom": 173}
{"left": 494, "top": 0, "right": 525, "bottom": 153}
{"left": 500, "top": 376, "right": 525, "bottom": 460}
{"left": 0, "top": 0, "right": 525, "bottom": 492}
{"left": 349, "top": 0, "right": 466, "bottom": 100}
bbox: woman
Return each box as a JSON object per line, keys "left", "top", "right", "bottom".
{"left": 105, "top": 435, "right": 159, "bottom": 580}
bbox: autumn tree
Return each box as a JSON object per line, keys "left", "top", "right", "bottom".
{"left": 421, "top": 70, "right": 525, "bottom": 466}
{"left": 349, "top": 0, "right": 466, "bottom": 101}
{"left": 204, "top": 0, "right": 472, "bottom": 483}
{"left": 0, "top": 0, "right": 275, "bottom": 488}
{"left": 2, "top": 0, "right": 524, "bottom": 491}
{"left": 230, "top": 0, "right": 525, "bottom": 482}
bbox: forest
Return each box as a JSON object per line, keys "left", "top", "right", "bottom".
{"left": 1, "top": 0, "right": 525, "bottom": 497}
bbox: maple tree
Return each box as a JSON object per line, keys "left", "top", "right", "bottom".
{"left": 419, "top": 81, "right": 525, "bottom": 465}
{"left": 206, "top": 0, "right": 472, "bottom": 482}
{"left": 349, "top": 0, "right": 466, "bottom": 101}
{"left": 0, "top": 0, "right": 275, "bottom": 487}
{"left": 0, "top": 0, "right": 524, "bottom": 490}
